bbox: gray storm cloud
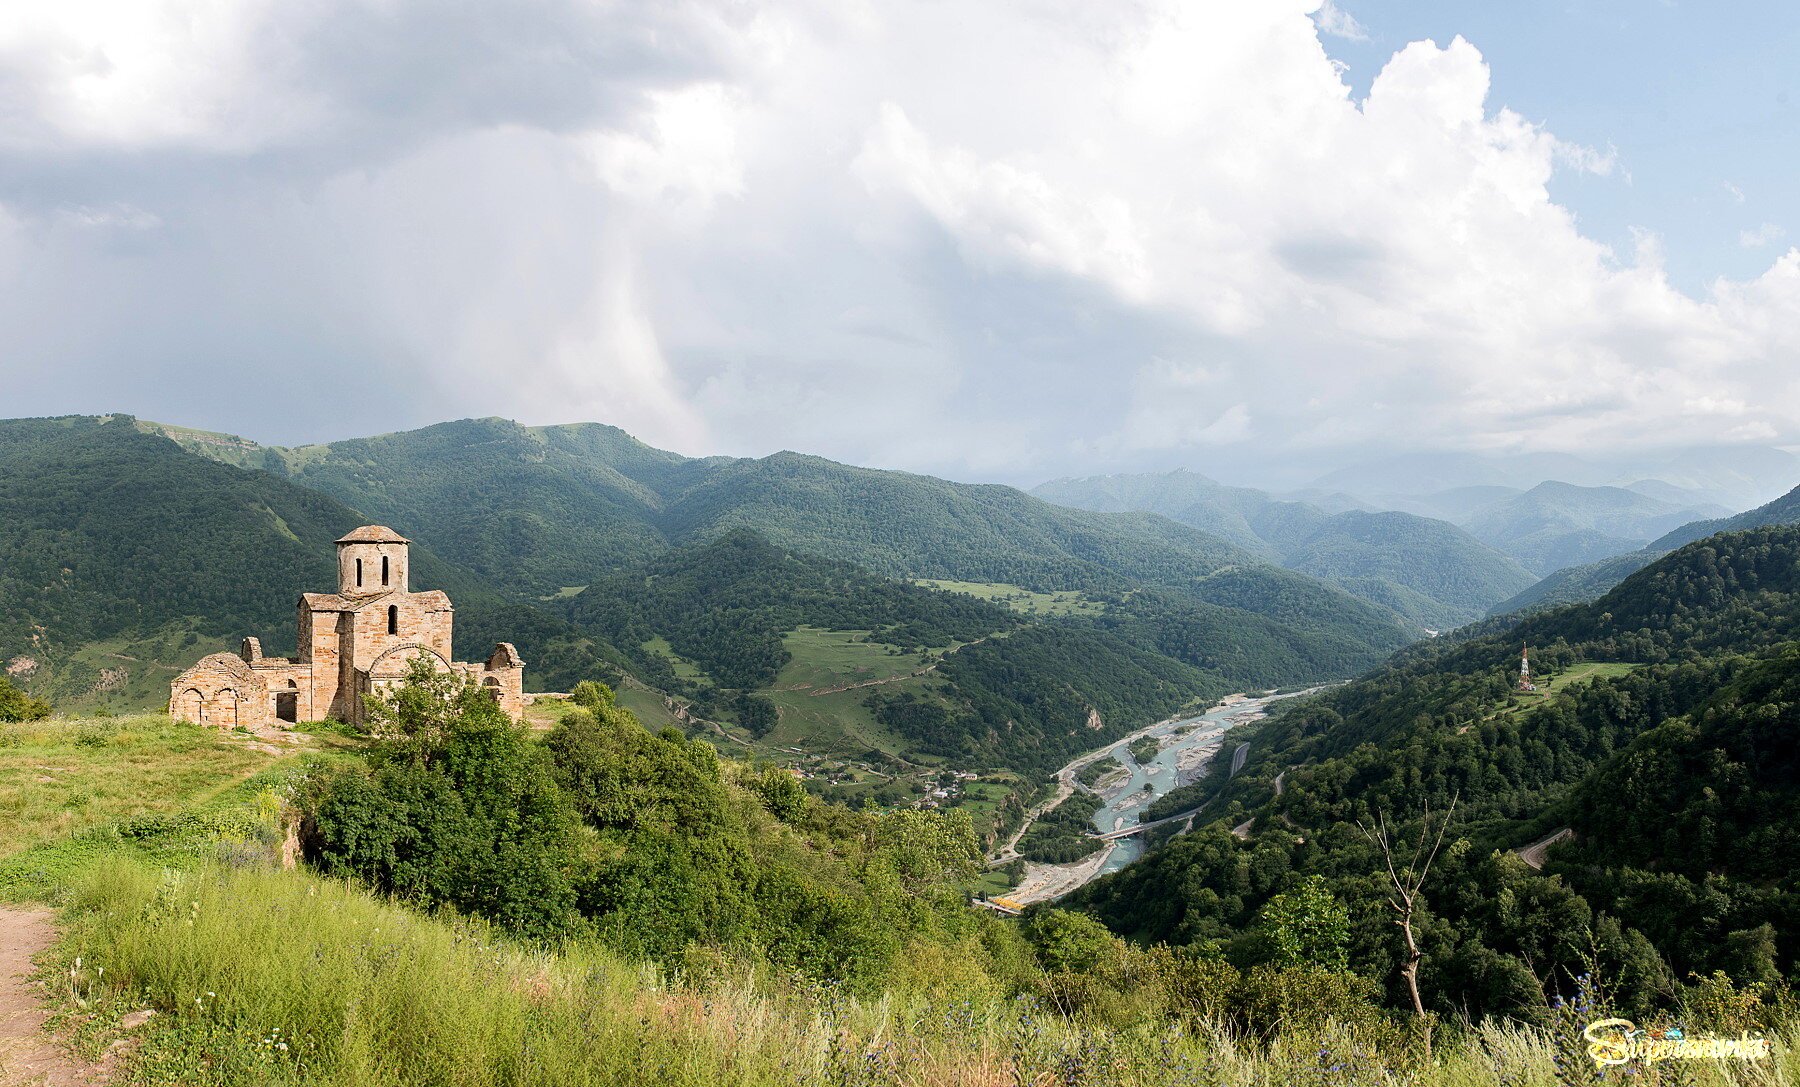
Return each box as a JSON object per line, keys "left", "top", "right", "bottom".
{"left": 1, "top": 0, "right": 1796, "bottom": 484}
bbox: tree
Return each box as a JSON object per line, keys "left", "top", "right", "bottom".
{"left": 569, "top": 679, "right": 616, "bottom": 712}
{"left": 0, "top": 677, "right": 49, "bottom": 722}
{"left": 868, "top": 809, "right": 981, "bottom": 892}
{"left": 1358, "top": 795, "right": 1457, "bottom": 1018}
{"left": 302, "top": 658, "right": 580, "bottom": 937}
{"left": 1254, "top": 875, "right": 1351, "bottom": 971}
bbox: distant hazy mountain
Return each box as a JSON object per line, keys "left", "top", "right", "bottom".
{"left": 1460, "top": 481, "right": 1730, "bottom": 575}
{"left": 1030, "top": 470, "right": 1534, "bottom": 628}
{"left": 1379, "top": 485, "right": 1523, "bottom": 523}
{"left": 1304, "top": 445, "right": 1797, "bottom": 512}
{"left": 1486, "top": 549, "right": 1667, "bottom": 615}
{"left": 1487, "top": 480, "right": 1800, "bottom": 615}
{"left": 1649, "top": 481, "right": 1800, "bottom": 551}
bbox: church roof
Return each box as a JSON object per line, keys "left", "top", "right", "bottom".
{"left": 302, "top": 589, "right": 451, "bottom": 612}
{"left": 336, "top": 525, "right": 410, "bottom": 544}
{"left": 184, "top": 652, "right": 254, "bottom": 684}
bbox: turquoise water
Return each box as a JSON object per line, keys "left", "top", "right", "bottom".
{"left": 1088, "top": 696, "right": 1272, "bottom": 875}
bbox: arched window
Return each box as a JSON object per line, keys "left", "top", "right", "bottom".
{"left": 381, "top": 555, "right": 390, "bottom": 586}
{"left": 356, "top": 558, "right": 364, "bottom": 586}
{"left": 387, "top": 605, "right": 399, "bottom": 635}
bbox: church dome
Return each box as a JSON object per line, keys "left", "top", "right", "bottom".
{"left": 336, "top": 525, "right": 411, "bottom": 544}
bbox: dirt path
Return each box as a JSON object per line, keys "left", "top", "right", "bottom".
{"left": 0, "top": 908, "right": 107, "bottom": 1086}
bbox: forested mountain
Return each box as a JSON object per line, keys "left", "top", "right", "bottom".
{"left": 1031, "top": 471, "right": 1533, "bottom": 628}
{"left": 1461, "top": 480, "right": 1728, "bottom": 574}
{"left": 0, "top": 416, "right": 614, "bottom": 705}
{"left": 0, "top": 414, "right": 1412, "bottom": 778}
{"left": 566, "top": 530, "right": 1016, "bottom": 689}
{"left": 1489, "top": 478, "right": 1800, "bottom": 615}
{"left": 143, "top": 414, "right": 1414, "bottom": 666}
{"left": 168, "top": 417, "right": 1250, "bottom": 596}
{"left": 1484, "top": 548, "right": 1665, "bottom": 615}
{"left": 558, "top": 531, "right": 1380, "bottom": 774}
{"left": 1063, "top": 524, "right": 1800, "bottom": 1019}
{"left": 1650, "top": 479, "right": 1800, "bottom": 550}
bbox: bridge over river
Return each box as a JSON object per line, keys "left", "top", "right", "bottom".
{"left": 1087, "top": 805, "right": 1207, "bottom": 841}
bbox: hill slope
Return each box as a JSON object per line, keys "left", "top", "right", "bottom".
{"left": 145, "top": 416, "right": 1413, "bottom": 668}
{"left": 1484, "top": 548, "right": 1666, "bottom": 615}
{"left": 1462, "top": 480, "right": 1728, "bottom": 574}
{"left": 1493, "top": 478, "right": 1800, "bottom": 613}
{"left": 1064, "top": 525, "right": 1800, "bottom": 1018}
{"left": 1650, "top": 479, "right": 1800, "bottom": 550}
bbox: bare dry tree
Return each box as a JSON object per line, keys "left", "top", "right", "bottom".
{"left": 1356, "top": 794, "right": 1459, "bottom": 1019}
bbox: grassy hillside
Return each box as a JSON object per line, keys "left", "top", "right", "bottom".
{"left": 0, "top": 713, "right": 296, "bottom": 859}
{"left": 21, "top": 686, "right": 1800, "bottom": 1087}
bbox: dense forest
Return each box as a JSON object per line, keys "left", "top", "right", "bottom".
{"left": 1064, "top": 525, "right": 1800, "bottom": 1020}
{"left": 561, "top": 530, "right": 1018, "bottom": 690}
{"left": 305, "top": 669, "right": 991, "bottom": 982}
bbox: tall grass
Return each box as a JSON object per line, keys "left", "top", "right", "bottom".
{"left": 0, "top": 713, "right": 287, "bottom": 857}
{"left": 51, "top": 859, "right": 1800, "bottom": 1086}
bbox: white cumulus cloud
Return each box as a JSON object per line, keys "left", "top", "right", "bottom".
{"left": 0, "top": 0, "right": 1795, "bottom": 483}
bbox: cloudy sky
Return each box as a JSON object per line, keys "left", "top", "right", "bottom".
{"left": 4, "top": 0, "right": 1798, "bottom": 487}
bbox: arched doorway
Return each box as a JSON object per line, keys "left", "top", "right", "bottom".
{"left": 175, "top": 688, "right": 205, "bottom": 724}
{"left": 213, "top": 689, "right": 239, "bottom": 729}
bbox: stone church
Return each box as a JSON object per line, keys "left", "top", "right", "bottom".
{"left": 169, "top": 525, "right": 525, "bottom": 729}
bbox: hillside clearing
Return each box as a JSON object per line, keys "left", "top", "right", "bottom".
{"left": 0, "top": 715, "right": 305, "bottom": 861}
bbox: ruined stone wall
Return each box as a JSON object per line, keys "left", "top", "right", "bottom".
{"left": 250, "top": 661, "right": 311, "bottom": 723}
{"left": 169, "top": 654, "right": 266, "bottom": 730}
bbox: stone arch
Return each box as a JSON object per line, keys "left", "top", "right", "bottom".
{"left": 366, "top": 645, "right": 452, "bottom": 702}
{"left": 175, "top": 687, "right": 205, "bottom": 723}
{"left": 213, "top": 688, "right": 240, "bottom": 728}
{"left": 366, "top": 644, "right": 454, "bottom": 691}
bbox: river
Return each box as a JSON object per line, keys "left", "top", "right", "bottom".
{"left": 999, "top": 690, "right": 1306, "bottom": 907}
{"left": 1087, "top": 694, "right": 1272, "bottom": 874}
